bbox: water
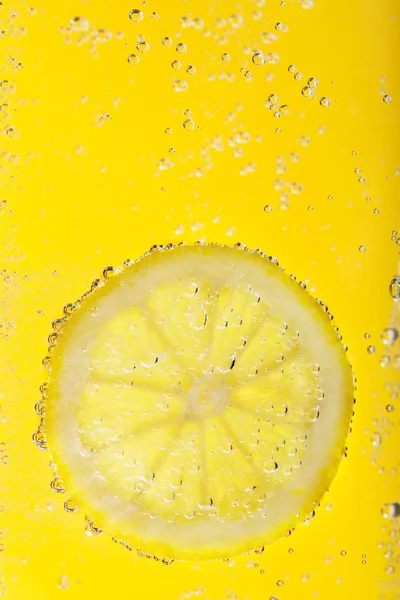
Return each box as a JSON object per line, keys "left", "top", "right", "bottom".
{"left": 1, "top": 0, "right": 399, "bottom": 598}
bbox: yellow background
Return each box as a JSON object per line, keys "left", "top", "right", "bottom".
{"left": 0, "top": 0, "right": 399, "bottom": 598}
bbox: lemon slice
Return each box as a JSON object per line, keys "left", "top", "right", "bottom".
{"left": 43, "top": 244, "right": 353, "bottom": 559}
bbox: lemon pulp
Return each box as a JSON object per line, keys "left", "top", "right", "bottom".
{"left": 44, "top": 244, "right": 353, "bottom": 559}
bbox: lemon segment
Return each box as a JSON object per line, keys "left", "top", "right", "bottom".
{"left": 45, "top": 244, "right": 353, "bottom": 559}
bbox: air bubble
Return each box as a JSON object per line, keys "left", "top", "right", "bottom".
{"left": 64, "top": 500, "right": 78, "bottom": 513}
{"left": 221, "top": 53, "right": 231, "bottom": 62}
{"left": 380, "top": 355, "right": 390, "bottom": 367}
{"left": 103, "top": 266, "right": 119, "bottom": 279}
{"left": 173, "top": 80, "right": 188, "bottom": 92}
{"left": 359, "top": 245, "right": 366, "bottom": 252}
{"left": 162, "top": 37, "right": 172, "bottom": 46}
{"left": 288, "top": 64, "right": 296, "bottom": 72}
{"left": 294, "top": 72, "right": 303, "bottom": 80}
{"left": 381, "top": 328, "right": 398, "bottom": 345}
{"left": 50, "top": 478, "right": 66, "bottom": 493}
{"left": 252, "top": 52, "right": 265, "bottom": 66}
{"left": 381, "top": 503, "right": 400, "bottom": 518}
{"left": 308, "top": 77, "right": 319, "bottom": 87}
{"left": 96, "top": 29, "right": 112, "bottom": 43}
{"left": 186, "top": 65, "right": 196, "bottom": 75}
{"left": 383, "top": 95, "right": 392, "bottom": 103}
{"left": 320, "top": 97, "right": 331, "bottom": 107}
{"left": 264, "top": 205, "right": 273, "bottom": 213}
{"left": 367, "top": 345, "right": 376, "bottom": 354}
{"left": 136, "top": 40, "right": 150, "bottom": 53}
{"left": 302, "top": 86, "right": 314, "bottom": 98}
{"left": 183, "top": 119, "right": 195, "bottom": 131}
{"left": 85, "top": 517, "right": 103, "bottom": 536}
{"left": 229, "top": 14, "right": 243, "bottom": 28}
{"left": 127, "top": 54, "right": 140, "bottom": 65}
{"left": 389, "top": 277, "right": 400, "bottom": 299}
{"left": 386, "top": 404, "right": 394, "bottom": 413}
{"left": 70, "top": 16, "right": 89, "bottom": 31}
{"left": 129, "top": 9, "right": 144, "bottom": 22}
{"left": 58, "top": 575, "right": 70, "bottom": 590}
{"left": 371, "top": 432, "right": 381, "bottom": 447}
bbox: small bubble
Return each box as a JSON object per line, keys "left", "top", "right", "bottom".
{"left": 165, "top": 127, "right": 172, "bottom": 135}
{"left": 275, "top": 22, "right": 285, "bottom": 31}
{"left": 226, "top": 226, "right": 236, "bottom": 236}
{"left": 174, "top": 225, "right": 184, "bottom": 235}
{"left": 171, "top": 60, "right": 182, "bottom": 70}
{"left": 64, "top": 499, "right": 78, "bottom": 513}
{"left": 264, "top": 205, "right": 273, "bottom": 213}
{"left": 58, "top": 575, "right": 69, "bottom": 590}
{"left": 221, "top": 53, "right": 231, "bottom": 62}
{"left": 340, "top": 550, "right": 347, "bottom": 556}
{"left": 386, "top": 404, "right": 394, "bottom": 413}
{"left": 367, "top": 345, "right": 376, "bottom": 354}
{"left": 136, "top": 40, "right": 150, "bottom": 53}
{"left": 103, "top": 266, "right": 119, "bottom": 279}
{"left": 173, "top": 79, "right": 188, "bottom": 92}
{"left": 96, "top": 29, "right": 112, "bottom": 42}
{"left": 308, "top": 77, "right": 319, "bottom": 87}
{"left": 6, "top": 127, "right": 19, "bottom": 138}
{"left": 85, "top": 517, "right": 103, "bottom": 536}
{"left": 277, "top": 580, "right": 284, "bottom": 586}
{"left": 385, "top": 565, "right": 395, "bottom": 575}
{"left": 186, "top": 65, "right": 196, "bottom": 75}
{"left": 229, "top": 14, "right": 243, "bottom": 28}
{"left": 70, "top": 16, "right": 89, "bottom": 31}
{"left": 373, "top": 208, "right": 380, "bottom": 214}
{"left": 252, "top": 52, "right": 265, "bottom": 66}
{"left": 381, "top": 328, "right": 398, "bottom": 345}
{"left": 302, "top": 86, "right": 314, "bottom": 98}
{"left": 50, "top": 478, "right": 65, "bottom": 493}
{"left": 129, "top": 9, "right": 144, "bottom": 22}
{"left": 320, "top": 97, "right": 331, "bottom": 108}
{"left": 371, "top": 432, "right": 382, "bottom": 447}
{"left": 127, "top": 53, "right": 140, "bottom": 65}
{"left": 389, "top": 277, "right": 400, "bottom": 299}
{"left": 268, "top": 93, "right": 279, "bottom": 104}
{"left": 294, "top": 72, "right": 303, "bottom": 80}
{"left": 383, "top": 94, "right": 392, "bottom": 103}
{"left": 380, "top": 355, "right": 390, "bottom": 367}
{"left": 359, "top": 245, "right": 367, "bottom": 252}
{"left": 381, "top": 503, "right": 400, "bottom": 518}
{"left": 162, "top": 36, "right": 172, "bottom": 46}
{"left": 176, "top": 43, "right": 187, "bottom": 53}
{"left": 183, "top": 119, "right": 195, "bottom": 131}
{"left": 288, "top": 64, "right": 296, "bottom": 72}
{"left": 244, "top": 70, "right": 253, "bottom": 81}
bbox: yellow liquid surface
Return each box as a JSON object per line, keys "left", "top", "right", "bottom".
{"left": 0, "top": 0, "right": 399, "bottom": 598}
